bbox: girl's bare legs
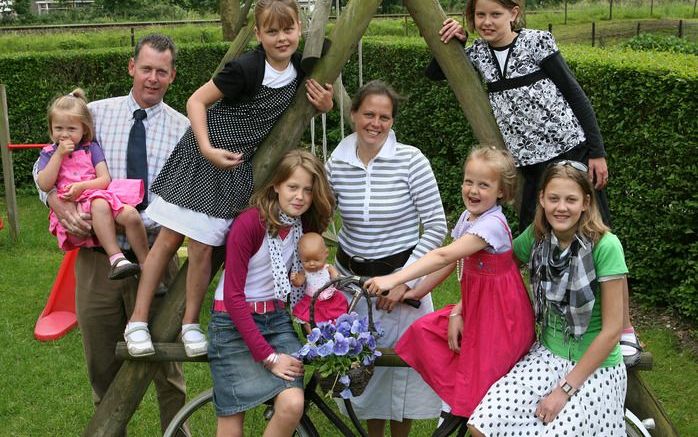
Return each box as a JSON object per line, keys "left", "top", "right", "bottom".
{"left": 90, "top": 198, "right": 123, "bottom": 257}
{"left": 182, "top": 239, "right": 213, "bottom": 325}
{"left": 115, "top": 205, "right": 149, "bottom": 265}
{"left": 129, "top": 227, "right": 184, "bottom": 323}
{"left": 216, "top": 412, "right": 244, "bottom": 437}
{"left": 263, "top": 387, "right": 304, "bottom": 437}
{"left": 368, "top": 419, "right": 412, "bottom": 437}
{"left": 468, "top": 425, "right": 485, "bottom": 437}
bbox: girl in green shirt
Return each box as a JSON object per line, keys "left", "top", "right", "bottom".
{"left": 469, "top": 160, "right": 628, "bottom": 436}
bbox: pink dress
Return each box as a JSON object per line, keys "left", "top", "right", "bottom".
{"left": 40, "top": 142, "right": 144, "bottom": 251}
{"left": 395, "top": 206, "right": 535, "bottom": 417}
{"left": 292, "top": 265, "right": 349, "bottom": 324}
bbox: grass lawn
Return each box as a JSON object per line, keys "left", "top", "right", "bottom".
{"left": 0, "top": 193, "right": 696, "bottom": 435}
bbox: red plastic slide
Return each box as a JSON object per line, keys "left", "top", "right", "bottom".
{"left": 34, "top": 249, "right": 79, "bottom": 341}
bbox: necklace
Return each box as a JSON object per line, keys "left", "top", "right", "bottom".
{"left": 456, "top": 258, "right": 464, "bottom": 281}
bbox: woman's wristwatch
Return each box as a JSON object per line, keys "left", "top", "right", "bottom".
{"left": 558, "top": 378, "right": 578, "bottom": 398}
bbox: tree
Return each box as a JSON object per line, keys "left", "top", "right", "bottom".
{"left": 220, "top": 0, "right": 253, "bottom": 41}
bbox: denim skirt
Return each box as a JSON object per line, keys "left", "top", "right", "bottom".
{"left": 208, "top": 310, "right": 304, "bottom": 416}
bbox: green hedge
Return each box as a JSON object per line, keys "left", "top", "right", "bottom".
{"left": 1, "top": 38, "right": 696, "bottom": 319}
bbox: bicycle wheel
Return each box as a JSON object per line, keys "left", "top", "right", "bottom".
{"left": 164, "top": 388, "right": 215, "bottom": 437}
{"left": 625, "top": 408, "right": 652, "bottom": 437}
{"left": 164, "top": 388, "right": 321, "bottom": 436}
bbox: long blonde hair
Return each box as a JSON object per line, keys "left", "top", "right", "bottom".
{"left": 47, "top": 88, "right": 94, "bottom": 144}
{"left": 251, "top": 149, "right": 334, "bottom": 236}
{"left": 533, "top": 163, "right": 608, "bottom": 243}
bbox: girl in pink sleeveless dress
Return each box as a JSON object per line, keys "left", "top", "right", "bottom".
{"left": 366, "top": 146, "right": 535, "bottom": 418}
{"left": 36, "top": 89, "right": 148, "bottom": 280}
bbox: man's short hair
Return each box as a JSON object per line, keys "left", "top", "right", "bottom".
{"left": 134, "top": 34, "right": 177, "bottom": 68}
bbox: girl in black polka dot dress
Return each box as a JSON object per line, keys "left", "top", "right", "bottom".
{"left": 469, "top": 162, "right": 628, "bottom": 436}
{"left": 124, "top": 0, "right": 333, "bottom": 358}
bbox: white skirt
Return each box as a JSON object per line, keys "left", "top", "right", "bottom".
{"left": 469, "top": 343, "right": 627, "bottom": 436}
{"left": 146, "top": 196, "right": 233, "bottom": 246}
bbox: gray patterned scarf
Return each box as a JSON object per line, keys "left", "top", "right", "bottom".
{"left": 268, "top": 212, "right": 304, "bottom": 306}
{"left": 530, "top": 232, "right": 597, "bottom": 340}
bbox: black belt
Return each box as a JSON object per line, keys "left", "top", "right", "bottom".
{"left": 336, "top": 245, "right": 415, "bottom": 277}
{"left": 87, "top": 246, "right": 138, "bottom": 263}
{"left": 487, "top": 70, "right": 547, "bottom": 93}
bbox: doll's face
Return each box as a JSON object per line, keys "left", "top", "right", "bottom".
{"left": 299, "top": 237, "right": 328, "bottom": 273}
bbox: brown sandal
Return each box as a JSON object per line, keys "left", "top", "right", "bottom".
{"left": 108, "top": 257, "right": 140, "bottom": 280}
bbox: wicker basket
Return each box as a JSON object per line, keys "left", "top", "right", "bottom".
{"left": 317, "top": 363, "right": 375, "bottom": 397}
{"left": 309, "top": 282, "right": 378, "bottom": 398}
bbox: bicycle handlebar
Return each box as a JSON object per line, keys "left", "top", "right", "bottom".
{"left": 321, "top": 275, "right": 422, "bottom": 310}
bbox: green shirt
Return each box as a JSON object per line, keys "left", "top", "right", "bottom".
{"left": 514, "top": 227, "right": 628, "bottom": 367}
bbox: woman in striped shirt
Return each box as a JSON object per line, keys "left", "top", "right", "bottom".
{"left": 326, "top": 80, "right": 448, "bottom": 437}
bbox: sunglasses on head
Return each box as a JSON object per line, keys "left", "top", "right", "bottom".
{"left": 553, "top": 160, "right": 588, "bottom": 173}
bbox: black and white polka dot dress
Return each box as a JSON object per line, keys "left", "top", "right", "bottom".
{"left": 469, "top": 343, "right": 627, "bottom": 436}
{"left": 151, "top": 80, "right": 298, "bottom": 219}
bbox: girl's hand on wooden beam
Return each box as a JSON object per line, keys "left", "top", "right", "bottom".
{"left": 440, "top": 18, "right": 467, "bottom": 44}
{"left": 306, "top": 79, "right": 334, "bottom": 113}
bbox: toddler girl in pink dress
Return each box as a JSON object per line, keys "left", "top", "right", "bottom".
{"left": 291, "top": 232, "right": 348, "bottom": 329}
{"left": 36, "top": 89, "right": 148, "bottom": 280}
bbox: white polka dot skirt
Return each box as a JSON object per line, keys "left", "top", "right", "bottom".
{"left": 469, "top": 343, "right": 627, "bottom": 436}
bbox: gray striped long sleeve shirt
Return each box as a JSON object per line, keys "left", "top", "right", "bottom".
{"left": 326, "top": 130, "right": 447, "bottom": 271}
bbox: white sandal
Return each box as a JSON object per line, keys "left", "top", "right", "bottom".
{"left": 181, "top": 325, "right": 208, "bottom": 358}
{"left": 124, "top": 324, "right": 155, "bottom": 357}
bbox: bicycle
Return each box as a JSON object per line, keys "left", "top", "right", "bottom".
{"left": 141, "top": 275, "right": 656, "bottom": 437}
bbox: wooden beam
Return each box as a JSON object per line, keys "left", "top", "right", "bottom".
{"left": 0, "top": 84, "right": 19, "bottom": 241}
{"left": 212, "top": 11, "right": 255, "bottom": 79}
{"left": 301, "top": 0, "right": 332, "bottom": 72}
{"left": 253, "top": 0, "right": 384, "bottom": 188}
{"left": 82, "top": 248, "right": 226, "bottom": 437}
{"left": 403, "top": 0, "right": 505, "bottom": 150}
{"left": 625, "top": 370, "right": 680, "bottom": 436}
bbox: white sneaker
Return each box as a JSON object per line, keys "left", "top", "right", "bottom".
{"left": 124, "top": 323, "right": 155, "bottom": 357}
{"left": 181, "top": 324, "right": 208, "bottom": 358}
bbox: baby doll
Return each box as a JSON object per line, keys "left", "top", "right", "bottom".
{"left": 291, "top": 232, "right": 348, "bottom": 327}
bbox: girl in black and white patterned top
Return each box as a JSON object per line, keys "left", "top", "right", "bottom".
{"left": 430, "top": 0, "right": 611, "bottom": 231}
{"left": 124, "top": 0, "right": 334, "bottom": 359}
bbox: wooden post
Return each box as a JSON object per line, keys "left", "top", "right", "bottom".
{"left": 625, "top": 371, "right": 680, "bottom": 437}
{"left": 211, "top": 11, "right": 255, "bottom": 79}
{"left": 650, "top": 0, "right": 654, "bottom": 16}
{"left": 301, "top": 0, "right": 332, "bottom": 72}
{"left": 678, "top": 20, "right": 683, "bottom": 38}
{"left": 130, "top": 27, "right": 135, "bottom": 47}
{"left": 592, "top": 21, "right": 596, "bottom": 47}
{"left": 609, "top": 0, "right": 613, "bottom": 20}
{"left": 333, "top": 75, "right": 354, "bottom": 133}
{"left": 253, "top": 0, "right": 384, "bottom": 187}
{"left": 403, "top": 0, "right": 505, "bottom": 150}
{"left": 548, "top": 23, "right": 553, "bottom": 34}
{"left": 82, "top": 251, "right": 225, "bottom": 437}
{"left": 0, "top": 84, "right": 19, "bottom": 242}
{"left": 564, "top": 0, "right": 568, "bottom": 25}
{"left": 636, "top": 21, "right": 640, "bottom": 36}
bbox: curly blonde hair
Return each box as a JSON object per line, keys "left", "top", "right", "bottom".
{"left": 465, "top": 145, "right": 518, "bottom": 204}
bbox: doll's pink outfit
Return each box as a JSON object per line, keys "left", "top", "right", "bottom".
{"left": 292, "top": 265, "right": 348, "bottom": 324}
{"left": 395, "top": 206, "right": 535, "bottom": 417}
{"left": 41, "top": 142, "right": 143, "bottom": 251}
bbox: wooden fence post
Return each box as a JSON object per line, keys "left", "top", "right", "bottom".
{"left": 592, "top": 21, "right": 596, "bottom": 47}
{"left": 678, "top": 20, "right": 684, "bottom": 38}
{"left": 0, "top": 84, "right": 19, "bottom": 242}
{"left": 609, "top": 0, "right": 613, "bottom": 20}
{"left": 548, "top": 23, "right": 553, "bottom": 34}
{"left": 636, "top": 21, "right": 640, "bottom": 36}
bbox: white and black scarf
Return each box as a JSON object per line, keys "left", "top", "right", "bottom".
{"left": 530, "top": 233, "right": 597, "bottom": 340}
{"left": 268, "top": 211, "right": 304, "bottom": 306}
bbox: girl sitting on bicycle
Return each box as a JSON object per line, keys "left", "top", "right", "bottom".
{"left": 468, "top": 160, "right": 628, "bottom": 436}
{"left": 208, "top": 149, "right": 334, "bottom": 436}
{"left": 366, "top": 146, "right": 535, "bottom": 420}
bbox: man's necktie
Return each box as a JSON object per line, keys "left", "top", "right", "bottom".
{"left": 127, "top": 108, "right": 148, "bottom": 210}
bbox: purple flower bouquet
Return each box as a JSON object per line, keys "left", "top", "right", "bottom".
{"left": 295, "top": 312, "right": 382, "bottom": 399}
